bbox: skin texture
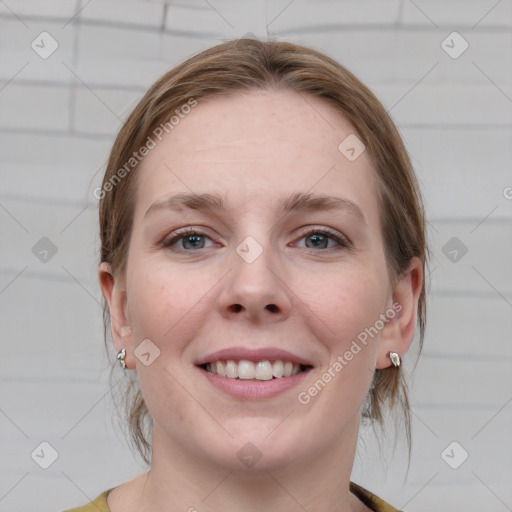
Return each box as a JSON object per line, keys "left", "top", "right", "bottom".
{"left": 99, "top": 89, "right": 423, "bottom": 512}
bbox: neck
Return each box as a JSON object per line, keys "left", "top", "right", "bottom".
{"left": 133, "top": 421, "right": 365, "bottom": 512}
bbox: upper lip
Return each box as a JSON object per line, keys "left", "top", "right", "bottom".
{"left": 195, "top": 347, "right": 315, "bottom": 367}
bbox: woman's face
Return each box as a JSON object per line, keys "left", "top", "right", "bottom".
{"left": 104, "top": 89, "right": 415, "bottom": 471}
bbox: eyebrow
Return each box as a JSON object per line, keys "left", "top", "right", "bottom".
{"left": 144, "top": 191, "right": 366, "bottom": 224}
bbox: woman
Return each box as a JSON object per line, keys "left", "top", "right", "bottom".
{"left": 65, "top": 38, "right": 428, "bottom": 512}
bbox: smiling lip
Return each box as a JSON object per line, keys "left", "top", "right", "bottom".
{"left": 200, "top": 367, "right": 312, "bottom": 400}
{"left": 194, "top": 347, "right": 314, "bottom": 368}
{"left": 195, "top": 347, "right": 314, "bottom": 400}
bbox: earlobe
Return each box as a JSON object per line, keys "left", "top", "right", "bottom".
{"left": 98, "top": 262, "right": 134, "bottom": 369}
{"left": 375, "top": 257, "right": 424, "bottom": 369}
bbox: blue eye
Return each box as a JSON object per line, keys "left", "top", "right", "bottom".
{"left": 297, "top": 229, "right": 350, "bottom": 250}
{"left": 162, "top": 227, "right": 350, "bottom": 253}
{"left": 163, "top": 231, "right": 214, "bottom": 250}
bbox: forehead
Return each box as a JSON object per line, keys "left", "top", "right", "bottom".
{"left": 133, "top": 89, "right": 381, "bottom": 226}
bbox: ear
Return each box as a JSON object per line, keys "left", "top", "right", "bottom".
{"left": 98, "top": 262, "right": 135, "bottom": 370}
{"left": 375, "top": 256, "right": 424, "bottom": 369}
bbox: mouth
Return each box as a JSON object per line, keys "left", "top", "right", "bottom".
{"left": 194, "top": 348, "right": 315, "bottom": 399}
{"left": 199, "top": 359, "right": 313, "bottom": 380}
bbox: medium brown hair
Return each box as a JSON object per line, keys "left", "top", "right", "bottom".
{"left": 99, "top": 38, "right": 430, "bottom": 465}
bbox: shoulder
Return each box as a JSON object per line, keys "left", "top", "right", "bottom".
{"left": 61, "top": 489, "right": 112, "bottom": 512}
{"left": 350, "top": 481, "right": 404, "bottom": 512}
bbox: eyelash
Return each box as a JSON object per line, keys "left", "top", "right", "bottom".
{"left": 162, "top": 227, "right": 351, "bottom": 252}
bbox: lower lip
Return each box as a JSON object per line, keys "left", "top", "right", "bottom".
{"left": 199, "top": 367, "right": 312, "bottom": 400}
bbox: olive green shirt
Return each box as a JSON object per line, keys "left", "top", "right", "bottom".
{"left": 63, "top": 482, "right": 402, "bottom": 512}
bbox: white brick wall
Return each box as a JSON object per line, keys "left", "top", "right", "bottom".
{"left": 0, "top": 83, "right": 70, "bottom": 130}
{"left": 1, "top": 1, "right": 511, "bottom": 511}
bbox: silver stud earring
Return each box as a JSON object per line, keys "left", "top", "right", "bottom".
{"left": 117, "top": 348, "right": 127, "bottom": 369}
{"left": 389, "top": 352, "right": 401, "bottom": 368}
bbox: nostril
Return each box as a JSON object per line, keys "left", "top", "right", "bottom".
{"left": 227, "top": 304, "right": 279, "bottom": 314}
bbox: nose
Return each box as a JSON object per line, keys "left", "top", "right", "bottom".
{"left": 216, "top": 244, "right": 293, "bottom": 323}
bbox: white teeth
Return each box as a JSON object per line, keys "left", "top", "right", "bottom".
{"left": 238, "top": 360, "right": 255, "bottom": 380}
{"left": 216, "top": 361, "right": 226, "bottom": 377}
{"left": 254, "top": 360, "right": 273, "bottom": 381}
{"left": 204, "top": 359, "right": 307, "bottom": 380}
{"left": 272, "top": 360, "right": 284, "bottom": 378}
{"left": 225, "top": 360, "right": 237, "bottom": 378}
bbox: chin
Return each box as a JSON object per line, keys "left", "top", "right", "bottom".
{"left": 198, "top": 422, "right": 309, "bottom": 473}
{"left": 211, "top": 445, "right": 299, "bottom": 474}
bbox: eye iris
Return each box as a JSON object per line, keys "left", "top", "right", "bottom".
{"left": 306, "top": 233, "right": 328, "bottom": 249}
{"left": 173, "top": 232, "right": 338, "bottom": 250}
{"left": 183, "top": 235, "right": 204, "bottom": 249}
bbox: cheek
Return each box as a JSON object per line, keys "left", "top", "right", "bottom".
{"left": 126, "top": 260, "right": 207, "bottom": 341}
{"left": 298, "top": 262, "right": 387, "bottom": 354}
{"left": 125, "top": 261, "right": 209, "bottom": 430}
{"left": 296, "top": 266, "right": 383, "bottom": 417}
